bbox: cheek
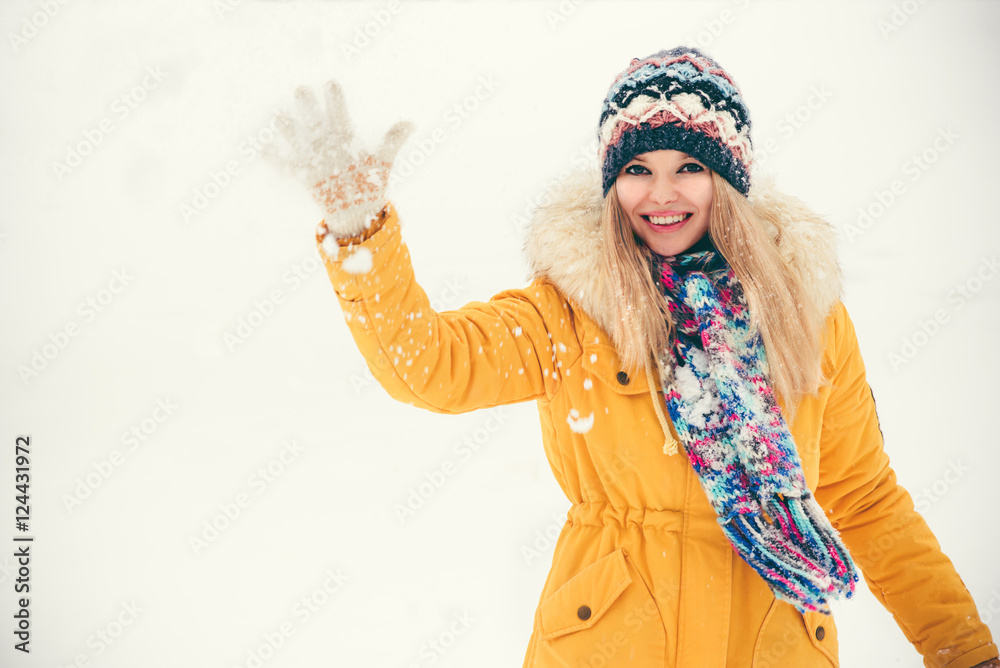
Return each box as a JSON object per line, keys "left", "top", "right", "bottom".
{"left": 614, "top": 180, "right": 643, "bottom": 213}
{"left": 692, "top": 179, "right": 714, "bottom": 212}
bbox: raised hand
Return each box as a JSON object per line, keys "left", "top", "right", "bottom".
{"left": 263, "top": 79, "right": 413, "bottom": 240}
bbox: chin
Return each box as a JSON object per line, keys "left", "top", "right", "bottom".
{"left": 629, "top": 215, "right": 710, "bottom": 258}
{"left": 654, "top": 244, "right": 689, "bottom": 257}
{"left": 645, "top": 234, "right": 700, "bottom": 257}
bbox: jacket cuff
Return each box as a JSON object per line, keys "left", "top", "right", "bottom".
{"left": 940, "top": 643, "right": 999, "bottom": 668}
{"left": 316, "top": 202, "right": 401, "bottom": 303}
{"left": 314, "top": 203, "right": 390, "bottom": 253}
{"left": 333, "top": 204, "right": 390, "bottom": 246}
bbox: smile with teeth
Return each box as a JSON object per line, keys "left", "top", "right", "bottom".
{"left": 645, "top": 212, "right": 692, "bottom": 226}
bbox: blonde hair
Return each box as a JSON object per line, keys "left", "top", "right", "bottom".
{"left": 600, "top": 170, "right": 829, "bottom": 420}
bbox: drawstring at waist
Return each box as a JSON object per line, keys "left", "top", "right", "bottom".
{"left": 567, "top": 502, "right": 684, "bottom": 531}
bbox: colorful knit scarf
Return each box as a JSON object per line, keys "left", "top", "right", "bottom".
{"left": 651, "top": 244, "right": 858, "bottom": 615}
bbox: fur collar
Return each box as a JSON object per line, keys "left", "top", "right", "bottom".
{"left": 523, "top": 168, "right": 842, "bottom": 337}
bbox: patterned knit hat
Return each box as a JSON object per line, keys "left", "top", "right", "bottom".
{"left": 598, "top": 46, "right": 754, "bottom": 197}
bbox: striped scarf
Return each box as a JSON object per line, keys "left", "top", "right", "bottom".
{"left": 651, "top": 244, "right": 858, "bottom": 615}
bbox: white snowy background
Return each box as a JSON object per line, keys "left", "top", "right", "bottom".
{"left": 1, "top": 1, "right": 999, "bottom": 666}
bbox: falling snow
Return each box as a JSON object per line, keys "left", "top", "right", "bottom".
{"left": 366, "top": 168, "right": 384, "bottom": 187}
{"left": 320, "top": 234, "right": 340, "bottom": 257}
{"left": 566, "top": 408, "right": 594, "bottom": 434}
{"left": 342, "top": 247, "right": 373, "bottom": 274}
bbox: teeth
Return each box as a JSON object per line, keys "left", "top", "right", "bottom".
{"left": 648, "top": 213, "right": 689, "bottom": 225}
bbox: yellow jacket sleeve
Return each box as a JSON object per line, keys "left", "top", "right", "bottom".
{"left": 316, "top": 203, "right": 576, "bottom": 414}
{"left": 814, "top": 301, "right": 998, "bottom": 668}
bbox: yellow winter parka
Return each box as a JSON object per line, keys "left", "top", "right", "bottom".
{"left": 317, "top": 169, "right": 998, "bottom": 668}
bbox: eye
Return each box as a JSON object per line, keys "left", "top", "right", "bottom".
{"left": 623, "top": 163, "right": 650, "bottom": 176}
{"left": 679, "top": 162, "right": 705, "bottom": 173}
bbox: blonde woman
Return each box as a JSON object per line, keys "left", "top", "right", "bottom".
{"left": 265, "top": 47, "right": 998, "bottom": 668}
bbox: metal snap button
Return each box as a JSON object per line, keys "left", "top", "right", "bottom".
{"left": 815, "top": 625, "right": 826, "bottom": 641}
{"left": 616, "top": 371, "right": 629, "bottom": 385}
{"left": 577, "top": 605, "right": 592, "bottom": 621}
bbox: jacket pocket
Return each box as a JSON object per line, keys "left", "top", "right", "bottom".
{"left": 751, "top": 599, "right": 839, "bottom": 667}
{"left": 532, "top": 548, "right": 665, "bottom": 666}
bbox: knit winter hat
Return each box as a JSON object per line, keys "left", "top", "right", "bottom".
{"left": 598, "top": 46, "right": 754, "bottom": 197}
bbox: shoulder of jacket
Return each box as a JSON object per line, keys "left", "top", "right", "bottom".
{"left": 818, "top": 299, "right": 870, "bottom": 383}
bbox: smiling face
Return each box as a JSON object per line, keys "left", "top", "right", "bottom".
{"left": 613, "top": 149, "right": 714, "bottom": 257}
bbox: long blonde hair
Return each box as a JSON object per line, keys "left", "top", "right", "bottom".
{"left": 600, "top": 170, "right": 829, "bottom": 420}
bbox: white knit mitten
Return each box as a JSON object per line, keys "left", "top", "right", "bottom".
{"left": 263, "top": 80, "right": 413, "bottom": 240}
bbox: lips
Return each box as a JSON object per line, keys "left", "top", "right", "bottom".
{"left": 643, "top": 212, "right": 692, "bottom": 227}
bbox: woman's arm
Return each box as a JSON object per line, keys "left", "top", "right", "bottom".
{"left": 264, "top": 79, "right": 578, "bottom": 414}
{"left": 316, "top": 202, "right": 576, "bottom": 414}
{"left": 813, "top": 301, "right": 998, "bottom": 668}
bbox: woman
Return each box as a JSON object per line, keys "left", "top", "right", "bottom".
{"left": 265, "top": 47, "right": 998, "bottom": 667}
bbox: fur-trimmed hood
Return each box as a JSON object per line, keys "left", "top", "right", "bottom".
{"left": 523, "top": 168, "right": 842, "bottom": 337}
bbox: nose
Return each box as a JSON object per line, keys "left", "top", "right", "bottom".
{"left": 649, "top": 174, "right": 679, "bottom": 205}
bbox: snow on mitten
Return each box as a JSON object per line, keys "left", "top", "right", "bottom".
{"left": 263, "top": 80, "right": 413, "bottom": 243}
